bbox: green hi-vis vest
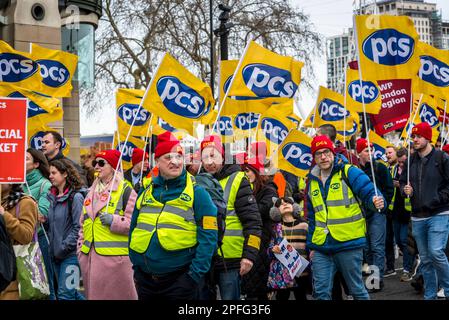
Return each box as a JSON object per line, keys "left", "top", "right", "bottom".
{"left": 129, "top": 172, "right": 197, "bottom": 253}
{"left": 218, "top": 171, "right": 246, "bottom": 259}
{"left": 309, "top": 164, "right": 366, "bottom": 246}
{"left": 81, "top": 180, "right": 131, "bottom": 256}
{"left": 388, "top": 164, "right": 412, "bottom": 212}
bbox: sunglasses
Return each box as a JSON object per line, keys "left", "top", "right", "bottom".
{"left": 92, "top": 159, "right": 107, "bottom": 167}
{"left": 275, "top": 197, "right": 294, "bottom": 207}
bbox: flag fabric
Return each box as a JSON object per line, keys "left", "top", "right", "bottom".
{"left": 233, "top": 112, "right": 261, "bottom": 141}
{"left": 413, "top": 41, "right": 449, "bottom": 98}
{"left": 215, "top": 116, "right": 235, "bottom": 144}
{"left": 31, "top": 43, "right": 78, "bottom": 97}
{"left": 0, "top": 40, "right": 43, "bottom": 91}
{"left": 227, "top": 41, "right": 303, "bottom": 100}
{"left": 273, "top": 130, "right": 313, "bottom": 178}
{"left": 345, "top": 67, "right": 382, "bottom": 114}
{"left": 116, "top": 88, "right": 152, "bottom": 137}
{"left": 142, "top": 53, "right": 215, "bottom": 136}
{"left": 113, "top": 131, "right": 146, "bottom": 170}
{"left": 368, "top": 130, "right": 389, "bottom": 162}
{"left": 336, "top": 119, "right": 359, "bottom": 142}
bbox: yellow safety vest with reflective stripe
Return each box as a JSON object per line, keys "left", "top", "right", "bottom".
{"left": 388, "top": 164, "right": 412, "bottom": 212}
{"left": 218, "top": 171, "right": 246, "bottom": 259}
{"left": 129, "top": 172, "right": 197, "bottom": 253}
{"left": 309, "top": 164, "right": 366, "bottom": 246}
{"left": 81, "top": 180, "right": 131, "bottom": 256}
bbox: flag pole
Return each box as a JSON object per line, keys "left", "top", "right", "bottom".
{"left": 139, "top": 113, "right": 154, "bottom": 183}
{"left": 406, "top": 93, "right": 423, "bottom": 185}
{"left": 442, "top": 100, "right": 448, "bottom": 145}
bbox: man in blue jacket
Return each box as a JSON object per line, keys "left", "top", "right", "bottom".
{"left": 129, "top": 131, "right": 218, "bottom": 300}
{"left": 306, "top": 135, "right": 385, "bottom": 300}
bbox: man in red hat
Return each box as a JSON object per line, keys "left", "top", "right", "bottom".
{"left": 306, "top": 135, "right": 385, "bottom": 300}
{"left": 356, "top": 138, "right": 394, "bottom": 291}
{"left": 400, "top": 122, "right": 449, "bottom": 300}
{"left": 129, "top": 131, "right": 219, "bottom": 300}
{"left": 200, "top": 134, "right": 262, "bottom": 300}
{"left": 124, "top": 148, "right": 150, "bottom": 192}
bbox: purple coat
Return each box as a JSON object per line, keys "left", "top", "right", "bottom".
{"left": 77, "top": 176, "right": 138, "bottom": 300}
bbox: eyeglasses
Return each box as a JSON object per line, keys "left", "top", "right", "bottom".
{"left": 92, "top": 159, "right": 107, "bottom": 167}
{"left": 275, "top": 197, "right": 294, "bottom": 207}
{"left": 314, "top": 149, "right": 332, "bottom": 159}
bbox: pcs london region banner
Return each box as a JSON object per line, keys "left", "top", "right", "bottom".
{"left": 0, "top": 97, "right": 27, "bottom": 183}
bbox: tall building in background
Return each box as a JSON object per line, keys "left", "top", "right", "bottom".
{"left": 327, "top": 0, "right": 449, "bottom": 93}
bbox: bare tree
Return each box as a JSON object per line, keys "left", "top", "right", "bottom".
{"left": 82, "top": 0, "right": 322, "bottom": 117}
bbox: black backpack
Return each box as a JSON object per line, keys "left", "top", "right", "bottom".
{"left": 0, "top": 215, "right": 16, "bottom": 292}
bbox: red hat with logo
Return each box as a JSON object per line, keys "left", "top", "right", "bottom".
{"left": 442, "top": 144, "right": 449, "bottom": 155}
{"left": 200, "top": 135, "right": 224, "bottom": 155}
{"left": 412, "top": 122, "right": 432, "bottom": 141}
{"left": 243, "top": 156, "right": 265, "bottom": 174}
{"left": 311, "top": 135, "right": 335, "bottom": 157}
{"left": 95, "top": 149, "right": 121, "bottom": 169}
{"left": 356, "top": 138, "right": 373, "bottom": 154}
{"left": 132, "top": 148, "right": 149, "bottom": 166}
{"left": 154, "top": 131, "right": 183, "bottom": 158}
{"left": 250, "top": 141, "right": 267, "bottom": 162}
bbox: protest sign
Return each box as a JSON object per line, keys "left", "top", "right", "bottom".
{"left": 274, "top": 238, "right": 309, "bottom": 278}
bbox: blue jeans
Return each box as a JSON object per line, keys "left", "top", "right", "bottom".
{"left": 53, "top": 255, "right": 85, "bottom": 300}
{"left": 393, "top": 220, "right": 413, "bottom": 272}
{"left": 38, "top": 232, "right": 55, "bottom": 300}
{"left": 412, "top": 214, "right": 449, "bottom": 300}
{"left": 365, "top": 212, "right": 386, "bottom": 280}
{"left": 217, "top": 269, "right": 240, "bottom": 300}
{"left": 312, "top": 249, "right": 370, "bottom": 300}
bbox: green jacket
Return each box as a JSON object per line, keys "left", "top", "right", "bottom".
{"left": 23, "top": 170, "right": 52, "bottom": 234}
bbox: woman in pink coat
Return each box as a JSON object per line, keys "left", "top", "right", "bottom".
{"left": 77, "top": 150, "right": 138, "bottom": 300}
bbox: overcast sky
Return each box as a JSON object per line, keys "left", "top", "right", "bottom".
{"left": 80, "top": 0, "right": 449, "bottom": 136}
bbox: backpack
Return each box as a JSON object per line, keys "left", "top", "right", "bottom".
{"left": 0, "top": 215, "right": 16, "bottom": 292}
{"left": 194, "top": 173, "right": 227, "bottom": 251}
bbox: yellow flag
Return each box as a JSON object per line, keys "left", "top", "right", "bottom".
{"left": 413, "top": 42, "right": 449, "bottom": 98}
{"left": 143, "top": 53, "right": 215, "bottom": 136}
{"left": 31, "top": 43, "right": 78, "bottom": 97}
{"left": 227, "top": 41, "right": 303, "bottom": 99}
{"left": 313, "top": 86, "right": 355, "bottom": 130}
{"left": 368, "top": 130, "right": 389, "bottom": 162}
{"left": 150, "top": 116, "right": 189, "bottom": 140}
{"left": 28, "top": 124, "right": 70, "bottom": 156}
{"left": 232, "top": 112, "right": 261, "bottom": 141}
{"left": 0, "top": 83, "right": 62, "bottom": 127}
{"left": 0, "top": 40, "right": 43, "bottom": 91}
{"left": 215, "top": 116, "right": 235, "bottom": 144}
{"left": 354, "top": 15, "right": 421, "bottom": 81}
{"left": 116, "top": 88, "right": 152, "bottom": 137}
{"left": 113, "top": 132, "right": 146, "bottom": 170}
{"left": 345, "top": 67, "right": 382, "bottom": 114}
{"left": 273, "top": 130, "right": 313, "bottom": 178}
{"left": 302, "top": 107, "right": 316, "bottom": 128}
{"left": 336, "top": 119, "right": 359, "bottom": 142}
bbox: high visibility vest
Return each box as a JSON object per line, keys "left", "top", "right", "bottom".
{"left": 81, "top": 180, "right": 131, "bottom": 256}
{"left": 308, "top": 164, "right": 366, "bottom": 246}
{"left": 388, "top": 164, "right": 411, "bottom": 212}
{"left": 218, "top": 171, "right": 246, "bottom": 259}
{"left": 129, "top": 172, "right": 197, "bottom": 253}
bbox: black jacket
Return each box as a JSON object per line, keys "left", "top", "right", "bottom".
{"left": 400, "top": 148, "right": 449, "bottom": 218}
{"left": 241, "top": 181, "right": 278, "bottom": 297}
{"left": 49, "top": 152, "right": 87, "bottom": 186}
{"left": 124, "top": 168, "right": 150, "bottom": 193}
{"left": 213, "top": 164, "right": 263, "bottom": 271}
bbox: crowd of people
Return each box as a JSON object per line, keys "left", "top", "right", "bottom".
{"left": 1, "top": 122, "right": 449, "bottom": 300}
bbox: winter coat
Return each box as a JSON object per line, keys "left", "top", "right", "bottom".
{"left": 241, "top": 181, "right": 278, "bottom": 298}
{"left": 400, "top": 148, "right": 449, "bottom": 218}
{"left": 78, "top": 176, "right": 138, "bottom": 300}
{"left": 46, "top": 187, "right": 83, "bottom": 261}
{"left": 124, "top": 168, "right": 150, "bottom": 193}
{"left": 306, "top": 154, "right": 383, "bottom": 254}
{"left": 23, "top": 169, "right": 51, "bottom": 234}
{"left": 0, "top": 196, "right": 38, "bottom": 300}
{"left": 335, "top": 142, "right": 359, "bottom": 166}
{"left": 213, "top": 164, "right": 263, "bottom": 271}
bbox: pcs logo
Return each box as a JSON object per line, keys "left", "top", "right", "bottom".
{"left": 419, "top": 103, "right": 439, "bottom": 127}
{"left": 37, "top": 60, "right": 70, "bottom": 88}
{"left": 234, "top": 113, "right": 260, "bottom": 130}
{"left": 261, "top": 118, "right": 289, "bottom": 145}
{"left": 158, "top": 118, "right": 176, "bottom": 132}
{"left": 8, "top": 91, "right": 48, "bottom": 117}
{"left": 157, "top": 76, "right": 206, "bottom": 119}
{"left": 117, "top": 104, "right": 150, "bottom": 126}
{"left": 218, "top": 116, "right": 233, "bottom": 136}
{"left": 419, "top": 55, "right": 449, "bottom": 88}
{"left": 282, "top": 142, "right": 313, "bottom": 170}
{"left": 242, "top": 63, "right": 297, "bottom": 98}
{"left": 362, "top": 29, "right": 414, "bottom": 65}
{"left": 117, "top": 141, "right": 138, "bottom": 162}
{"left": 180, "top": 193, "right": 192, "bottom": 202}
{"left": 0, "top": 53, "right": 39, "bottom": 82}
{"left": 348, "top": 80, "right": 379, "bottom": 104}
{"left": 373, "top": 144, "right": 387, "bottom": 162}
{"left": 318, "top": 99, "right": 349, "bottom": 121}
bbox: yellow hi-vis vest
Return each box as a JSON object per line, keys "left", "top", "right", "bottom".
{"left": 218, "top": 171, "right": 246, "bottom": 259}
{"left": 129, "top": 172, "right": 197, "bottom": 253}
{"left": 388, "top": 164, "right": 412, "bottom": 212}
{"left": 81, "top": 180, "right": 131, "bottom": 256}
{"left": 309, "top": 164, "right": 366, "bottom": 246}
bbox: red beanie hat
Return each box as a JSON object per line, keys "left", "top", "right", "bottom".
{"left": 201, "top": 135, "right": 224, "bottom": 155}
{"left": 442, "top": 144, "right": 449, "bottom": 155}
{"left": 412, "top": 122, "right": 432, "bottom": 141}
{"left": 250, "top": 141, "right": 267, "bottom": 162}
{"left": 244, "top": 156, "right": 265, "bottom": 174}
{"left": 132, "top": 148, "right": 149, "bottom": 166}
{"left": 95, "top": 149, "right": 121, "bottom": 169}
{"left": 356, "top": 138, "right": 373, "bottom": 154}
{"left": 235, "top": 152, "right": 247, "bottom": 165}
{"left": 311, "top": 135, "right": 335, "bottom": 157}
{"left": 154, "top": 131, "right": 183, "bottom": 159}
